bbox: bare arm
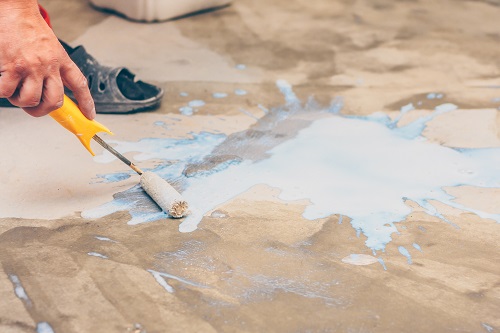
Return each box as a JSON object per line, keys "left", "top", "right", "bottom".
{"left": 0, "top": 0, "right": 95, "bottom": 119}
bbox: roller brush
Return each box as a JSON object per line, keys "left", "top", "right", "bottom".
{"left": 49, "top": 95, "right": 188, "bottom": 218}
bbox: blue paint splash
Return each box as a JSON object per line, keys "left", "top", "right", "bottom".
{"left": 235, "top": 64, "right": 247, "bottom": 70}
{"left": 84, "top": 81, "right": 500, "bottom": 254}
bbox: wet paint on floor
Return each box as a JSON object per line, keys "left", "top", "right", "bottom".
{"left": 83, "top": 81, "right": 500, "bottom": 255}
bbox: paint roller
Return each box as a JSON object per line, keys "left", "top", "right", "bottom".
{"left": 49, "top": 95, "right": 188, "bottom": 218}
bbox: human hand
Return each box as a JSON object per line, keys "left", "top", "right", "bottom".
{"left": 0, "top": 0, "right": 95, "bottom": 119}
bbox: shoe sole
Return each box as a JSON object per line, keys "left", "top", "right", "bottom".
{"left": 89, "top": 0, "right": 231, "bottom": 22}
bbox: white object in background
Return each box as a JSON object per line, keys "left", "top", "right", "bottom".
{"left": 89, "top": 0, "right": 232, "bottom": 22}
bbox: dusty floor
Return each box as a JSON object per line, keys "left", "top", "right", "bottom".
{"left": 1, "top": 0, "right": 500, "bottom": 332}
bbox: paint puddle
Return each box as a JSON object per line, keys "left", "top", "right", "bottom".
{"left": 83, "top": 80, "right": 500, "bottom": 254}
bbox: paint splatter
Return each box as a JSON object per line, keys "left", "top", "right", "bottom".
{"left": 341, "top": 254, "right": 378, "bottom": 265}
{"left": 213, "top": 92, "right": 228, "bottom": 98}
{"left": 234, "top": 89, "right": 248, "bottom": 96}
{"left": 258, "top": 104, "right": 269, "bottom": 114}
{"left": 210, "top": 210, "right": 227, "bottom": 218}
{"left": 179, "top": 106, "right": 193, "bottom": 116}
{"left": 188, "top": 100, "right": 205, "bottom": 108}
{"left": 482, "top": 323, "right": 494, "bottom": 333}
{"left": 238, "top": 108, "right": 259, "bottom": 120}
{"left": 378, "top": 257, "right": 387, "bottom": 270}
{"left": 427, "top": 93, "right": 443, "bottom": 100}
{"left": 235, "top": 64, "right": 247, "bottom": 70}
{"left": 95, "top": 236, "right": 117, "bottom": 243}
{"left": 412, "top": 243, "right": 422, "bottom": 252}
{"left": 147, "top": 269, "right": 205, "bottom": 293}
{"left": 179, "top": 92, "right": 188, "bottom": 97}
{"left": 36, "top": 322, "right": 55, "bottom": 333}
{"left": 148, "top": 270, "right": 174, "bottom": 293}
{"left": 9, "top": 275, "right": 31, "bottom": 305}
{"left": 95, "top": 172, "right": 131, "bottom": 183}
{"left": 84, "top": 81, "right": 500, "bottom": 255}
{"left": 178, "top": 100, "right": 205, "bottom": 116}
{"left": 87, "top": 252, "right": 108, "bottom": 259}
{"left": 400, "top": 103, "right": 415, "bottom": 113}
{"left": 398, "top": 246, "right": 412, "bottom": 264}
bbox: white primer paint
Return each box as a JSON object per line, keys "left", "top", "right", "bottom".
{"left": 83, "top": 81, "right": 500, "bottom": 254}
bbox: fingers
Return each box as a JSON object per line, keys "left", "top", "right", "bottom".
{"left": 60, "top": 60, "right": 95, "bottom": 120}
{"left": 22, "top": 76, "right": 64, "bottom": 117}
{"left": 0, "top": 70, "right": 22, "bottom": 99}
{"left": 1, "top": 57, "right": 96, "bottom": 119}
{"left": 8, "top": 76, "right": 43, "bottom": 109}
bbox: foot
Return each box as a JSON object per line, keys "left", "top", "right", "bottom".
{"left": 89, "top": 0, "right": 232, "bottom": 22}
{"left": 61, "top": 40, "right": 163, "bottom": 114}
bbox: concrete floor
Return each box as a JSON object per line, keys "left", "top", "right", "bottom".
{"left": 1, "top": 0, "right": 499, "bottom": 332}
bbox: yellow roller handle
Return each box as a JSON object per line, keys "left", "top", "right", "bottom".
{"left": 49, "top": 95, "right": 112, "bottom": 156}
